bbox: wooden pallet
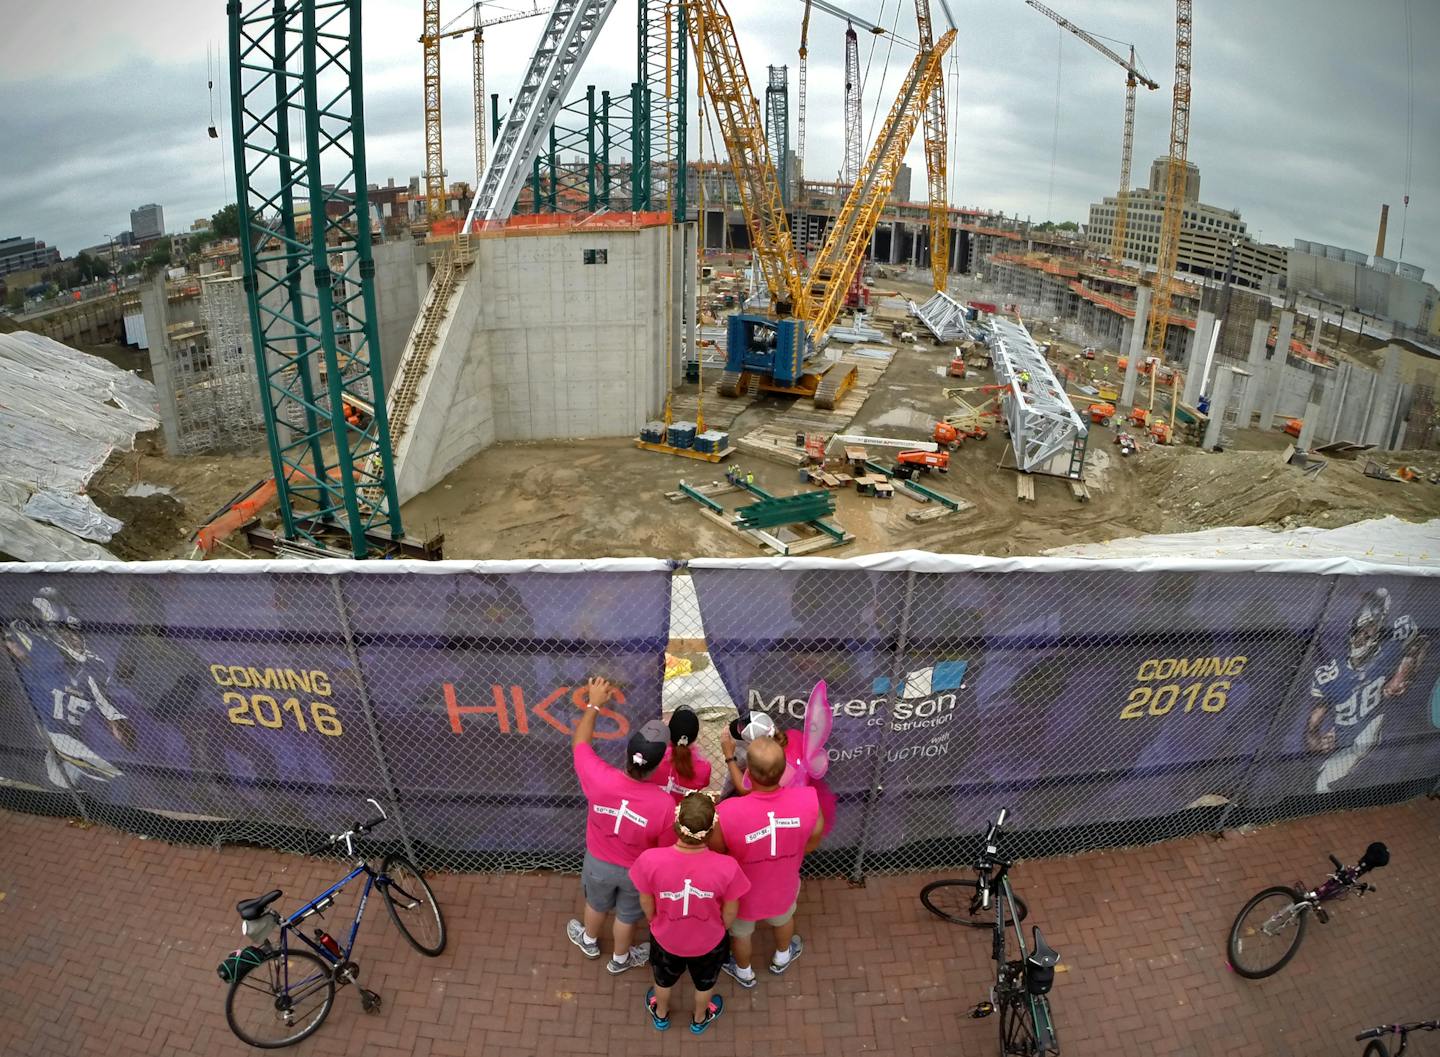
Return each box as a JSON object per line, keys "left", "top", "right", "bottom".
{"left": 1017, "top": 475, "right": 1036, "bottom": 502}
{"left": 635, "top": 440, "right": 736, "bottom": 463}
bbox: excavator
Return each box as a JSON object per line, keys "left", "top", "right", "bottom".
{"left": 686, "top": 0, "right": 955, "bottom": 409}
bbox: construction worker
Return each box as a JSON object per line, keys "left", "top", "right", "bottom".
{"left": 745, "top": 471, "right": 755, "bottom": 487}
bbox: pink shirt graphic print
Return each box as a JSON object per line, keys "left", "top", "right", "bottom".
{"left": 629, "top": 845, "right": 750, "bottom": 956}
{"left": 572, "top": 744, "right": 674, "bottom": 868}
{"left": 716, "top": 785, "right": 819, "bottom": 920}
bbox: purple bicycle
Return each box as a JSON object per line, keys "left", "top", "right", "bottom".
{"left": 1226, "top": 841, "right": 1389, "bottom": 979}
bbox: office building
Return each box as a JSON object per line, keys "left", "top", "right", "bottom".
{"left": 0, "top": 236, "right": 62, "bottom": 278}
{"left": 131, "top": 203, "right": 165, "bottom": 241}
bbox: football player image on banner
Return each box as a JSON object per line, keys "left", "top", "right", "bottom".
{"left": 4, "top": 587, "right": 135, "bottom": 788}
{"left": 1305, "top": 587, "right": 1431, "bottom": 794}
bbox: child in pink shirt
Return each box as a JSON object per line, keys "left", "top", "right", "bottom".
{"left": 630, "top": 792, "right": 750, "bottom": 1035}
{"left": 647, "top": 707, "right": 713, "bottom": 801}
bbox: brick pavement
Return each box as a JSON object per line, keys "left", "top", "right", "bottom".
{"left": 0, "top": 798, "right": 1437, "bottom": 1057}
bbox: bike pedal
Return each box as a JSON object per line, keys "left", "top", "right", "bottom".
{"left": 1314, "top": 907, "right": 1329, "bottom": 924}
{"left": 359, "top": 988, "right": 382, "bottom": 1014}
{"left": 970, "top": 1002, "right": 994, "bottom": 1020}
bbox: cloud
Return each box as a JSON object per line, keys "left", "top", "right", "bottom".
{"left": 0, "top": 0, "right": 1434, "bottom": 284}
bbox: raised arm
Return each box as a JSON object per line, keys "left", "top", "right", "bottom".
{"left": 572, "top": 676, "right": 613, "bottom": 746}
{"left": 720, "top": 727, "right": 747, "bottom": 794}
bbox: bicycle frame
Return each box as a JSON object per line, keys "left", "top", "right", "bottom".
{"left": 990, "top": 871, "right": 1058, "bottom": 1053}
{"left": 260, "top": 860, "right": 384, "bottom": 1006}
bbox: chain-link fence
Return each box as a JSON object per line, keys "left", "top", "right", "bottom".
{"left": 1, "top": 556, "right": 1436, "bottom": 879}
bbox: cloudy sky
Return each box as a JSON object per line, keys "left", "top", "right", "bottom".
{"left": 1, "top": 0, "right": 1434, "bottom": 279}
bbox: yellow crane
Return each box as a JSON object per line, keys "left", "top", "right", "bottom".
{"left": 1022, "top": 0, "right": 1159, "bottom": 262}
{"left": 913, "top": 0, "right": 950, "bottom": 292}
{"left": 420, "top": 2, "right": 548, "bottom": 220}
{"left": 1145, "top": 0, "right": 1192, "bottom": 361}
{"left": 685, "top": 0, "right": 953, "bottom": 407}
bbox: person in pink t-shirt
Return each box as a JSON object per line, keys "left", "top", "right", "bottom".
{"left": 566, "top": 677, "right": 676, "bottom": 976}
{"left": 646, "top": 707, "right": 713, "bottom": 802}
{"left": 711, "top": 736, "right": 824, "bottom": 988}
{"left": 630, "top": 793, "right": 750, "bottom": 1035}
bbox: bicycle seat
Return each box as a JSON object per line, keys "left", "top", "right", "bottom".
{"left": 237, "top": 889, "right": 283, "bottom": 920}
{"left": 1028, "top": 926, "right": 1059, "bottom": 968}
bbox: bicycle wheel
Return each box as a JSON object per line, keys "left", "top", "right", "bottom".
{"left": 1226, "top": 885, "right": 1308, "bottom": 979}
{"left": 1363, "top": 1042, "right": 1390, "bottom": 1057}
{"left": 999, "top": 991, "right": 1040, "bottom": 1056}
{"left": 920, "top": 879, "right": 1028, "bottom": 929}
{"left": 225, "top": 946, "right": 335, "bottom": 1049}
{"left": 380, "top": 854, "right": 447, "bottom": 956}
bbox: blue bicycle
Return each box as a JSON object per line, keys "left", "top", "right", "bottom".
{"left": 221, "top": 799, "right": 447, "bottom": 1048}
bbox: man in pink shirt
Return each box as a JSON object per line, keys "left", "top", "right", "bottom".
{"left": 630, "top": 793, "right": 750, "bottom": 1034}
{"left": 711, "top": 736, "right": 824, "bottom": 988}
{"left": 567, "top": 677, "right": 675, "bottom": 975}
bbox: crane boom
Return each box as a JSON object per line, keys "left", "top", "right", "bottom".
{"left": 795, "top": 0, "right": 813, "bottom": 255}
{"left": 805, "top": 29, "right": 955, "bottom": 338}
{"left": 685, "top": 0, "right": 805, "bottom": 314}
{"left": 914, "top": 0, "right": 949, "bottom": 292}
{"left": 841, "top": 25, "right": 862, "bottom": 185}
{"left": 1022, "top": 0, "right": 1157, "bottom": 86}
{"left": 1145, "top": 0, "right": 1192, "bottom": 361}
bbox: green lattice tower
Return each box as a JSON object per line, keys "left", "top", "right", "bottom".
{"left": 765, "top": 65, "right": 789, "bottom": 210}
{"left": 227, "top": 0, "right": 402, "bottom": 558}
{"left": 638, "top": 0, "right": 687, "bottom": 219}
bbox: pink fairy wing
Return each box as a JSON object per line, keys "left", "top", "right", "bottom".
{"left": 801, "top": 680, "right": 833, "bottom": 779}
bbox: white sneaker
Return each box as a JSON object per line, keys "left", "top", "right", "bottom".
{"left": 566, "top": 919, "right": 599, "bottom": 959}
{"left": 607, "top": 944, "right": 651, "bottom": 975}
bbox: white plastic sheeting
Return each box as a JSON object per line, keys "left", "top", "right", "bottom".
{"left": 1045, "top": 516, "right": 1440, "bottom": 568}
{"left": 0, "top": 330, "right": 159, "bottom": 561}
{"left": 22, "top": 492, "right": 123, "bottom": 542}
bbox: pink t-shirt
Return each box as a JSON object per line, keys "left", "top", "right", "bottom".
{"left": 647, "top": 746, "right": 714, "bottom": 802}
{"left": 716, "top": 785, "right": 820, "bottom": 920}
{"left": 629, "top": 845, "right": 751, "bottom": 957}
{"left": 573, "top": 744, "right": 675, "bottom": 868}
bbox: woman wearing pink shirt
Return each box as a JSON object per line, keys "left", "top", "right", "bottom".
{"left": 646, "top": 707, "right": 714, "bottom": 802}
{"left": 629, "top": 793, "right": 750, "bottom": 1035}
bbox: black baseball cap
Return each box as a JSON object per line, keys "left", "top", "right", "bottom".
{"left": 627, "top": 720, "right": 669, "bottom": 772}
{"left": 668, "top": 707, "right": 700, "bottom": 747}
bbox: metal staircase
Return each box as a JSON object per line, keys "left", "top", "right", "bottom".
{"left": 387, "top": 237, "right": 473, "bottom": 445}
{"left": 465, "top": 0, "right": 619, "bottom": 226}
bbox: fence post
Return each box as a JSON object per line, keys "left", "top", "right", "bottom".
{"left": 1215, "top": 575, "right": 1342, "bottom": 834}
{"left": 848, "top": 569, "right": 917, "bottom": 885}
{"left": 329, "top": 578, "right": 418, "bottom": 865}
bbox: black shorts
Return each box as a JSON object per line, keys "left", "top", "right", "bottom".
{"left": 650, "top": 933, "right": 729, "bottom": 991}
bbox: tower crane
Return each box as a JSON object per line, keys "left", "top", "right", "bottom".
{"left": 841, "top": 24, "right": 862, "bottom": 185}
{"left": 1145, "top": 0, "right": 1192, "bottom": 362}
{"left": 420, "top": 1, "right": 548, "bottom": 219}
{"left": 794, "top": 0, "right": 813, "bottom": 255}
{"left": 1022, "top": 1, "right": 1159, "bottom": 262}
{"left": 912, "top": 0, "right": 953, "bottom": 293}
{"left": 685, "top": 0, "right": 954, "bottom": 408}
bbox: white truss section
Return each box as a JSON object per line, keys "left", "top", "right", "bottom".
{"left": 987, "top": 315, "right": 1088, "bottom": 478}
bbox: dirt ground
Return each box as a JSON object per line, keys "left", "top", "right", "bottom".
{"left": 74, "top": 289, "right": 1440, "bottom": 562}
{"left": 402, "top": 280, "right": 1440, "bottom": 560}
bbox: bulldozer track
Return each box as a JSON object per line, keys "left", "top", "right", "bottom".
{"left": 717, "top": 370, "right": 744, "bottom": 398}
{"left": 812, "top": 364, "right": 857, "bottom": 411}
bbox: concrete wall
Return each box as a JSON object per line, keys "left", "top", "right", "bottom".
{"left": 1287, "top": 250, "right": 1438, "bottom": 329}
{"left": 372, "top": 238, "right": 428, "bottom": 393}
{"left": 475, "top": 226, "right": 667, "bottom": 442}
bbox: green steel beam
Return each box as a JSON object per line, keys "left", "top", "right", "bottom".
{"left": 679, "top": 481, "right": 725, "bottom": 513}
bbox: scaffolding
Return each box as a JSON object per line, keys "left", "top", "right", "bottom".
{"left": 169, "top": 275, "right": 264, "bottom": 455}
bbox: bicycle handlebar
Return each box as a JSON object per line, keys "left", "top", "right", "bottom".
{"left": 1356, "top": 1023, "right": 1440, "bottom": 1041}
{"left": 1329, "top": 854, "right": 1344, "bottom": 872}
{"left": 318, "top": 798, "right": 389, "bottom": 855}
{"left": 1356, "top": 1027, "right": 1389, "bottom": 1040}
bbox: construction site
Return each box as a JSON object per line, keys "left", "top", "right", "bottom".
{"left": 2, "top": 0, "right": 1438, "bottom": 565}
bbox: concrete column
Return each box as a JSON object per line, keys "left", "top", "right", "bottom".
{"left": 1360, "top": 368, "right": 1381, "bottom": 445}
{"left": 670, "top": 222, "right": 686, "bottom": 403}
{"left": 1121, "top": 285, "right": 1150, "bottom": 408}
{"left": 1329, "top": 362, "right": 1352, "bottom": 442}
{"left": 1203, "top": 365, "right": 1236, "bottom": 449}
{"left": 1182, "top": 311, "right": 1217, "bottom": 406}
{"left": 1233, "top": 319, "right": 1268, "bottom": 429}
{"left": 139, "top": 277, "right": 183, "bottom": 454}
{"left": 1295, "top": 401, "right": 1322, "bottom": 449}
{"left": 1259, "top": 314, "right": 1293, "bottom": 431}
{"left": 890, "top": 222, "right": 900, "bottom": 265}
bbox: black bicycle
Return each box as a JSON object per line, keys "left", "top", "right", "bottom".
{"left": 922, "top": 808, "right": 1060, "bottom": 1056}
{"left": 1226, "top": 841, "right": 1389, "bottom": 979}
{"left": 1356, "top": 1021, "right": 1439, "bottom": 1057}
{"left": 220, "top": 799, "right": 447, "bottom": 1048}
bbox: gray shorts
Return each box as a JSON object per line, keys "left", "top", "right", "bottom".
{"left": 581, "top": 851, "right": 644, "bottom": 924}
{"left": 729, "top": 898, "right": 797, "bottom": 938}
